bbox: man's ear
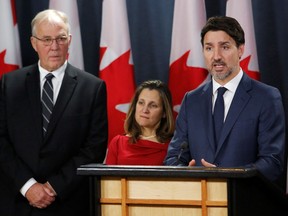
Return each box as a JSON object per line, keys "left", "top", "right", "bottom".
{"left": 238, "top": 44, "right": 245, "bottom": 59}
{"left": 30, "top": 37, "right": 38, "bottom": 52}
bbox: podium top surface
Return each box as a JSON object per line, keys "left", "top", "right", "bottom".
{"left": 77, "top": 164, "right": 258, "bottom": 179}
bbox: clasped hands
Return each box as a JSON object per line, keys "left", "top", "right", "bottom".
{"left": 188, "top": 159, "right": 216, "bottom": 167}
{"left": 26, "top": 182, "right": 56, "bottom": 209}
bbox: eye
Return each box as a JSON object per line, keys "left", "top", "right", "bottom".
{"left": 137, "top": 101, "right": 144, "bottom": 105}
{"left": 44, "top": 38, "right": 52, "bottom": 43}
{"left": 223, "top": 45, "right": 229, "bottom": 50}
{"left": 205, "top": 46, "right": 212, "bottom": 51}
{"left": 58, "top": 37, "right": 67, "bottom": 42}
{"left": 149, "top": 104, "right": 158, "bottom": 109}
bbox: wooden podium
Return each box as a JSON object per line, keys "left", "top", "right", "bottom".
{"left": 77, "top": 164, "right": 288, "bottom": 216}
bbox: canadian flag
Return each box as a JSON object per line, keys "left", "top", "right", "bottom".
{"left": 99, "top": 0, "right": 136, "bottom": 143}
{"left": 0, "top": 0, "right": 22, "bottom": 77}
{"left": 226, "top": 0, "right": 260, "bottom": 80}
{"left": 168, "top": 0, "right": 209, "bottom": 114}
{"left": 49, "top": 0, "right": 84, "bottom": 70}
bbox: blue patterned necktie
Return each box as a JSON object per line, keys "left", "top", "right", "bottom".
{"left": 42, "top": 73, "right": 54, "bottom": 136}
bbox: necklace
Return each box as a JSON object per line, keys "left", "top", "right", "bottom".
{"left": 140, "top": 134, "right": 156, "bottom": 139}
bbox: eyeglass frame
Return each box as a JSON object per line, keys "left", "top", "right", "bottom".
{"left": 32, "top": 35, "right": 69, "bottom": 46}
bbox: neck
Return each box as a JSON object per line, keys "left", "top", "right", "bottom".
{"left": 139, "top": 134, "right": 156, "bottom": 139}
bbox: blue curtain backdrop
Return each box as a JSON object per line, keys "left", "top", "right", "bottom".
{"left": 15, "top": 0, "right": 288, "bottom": 189}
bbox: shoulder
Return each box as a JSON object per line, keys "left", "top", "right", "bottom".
{"left": 180, "top": 81, "right": 211, "bottom": 107}
{"left": 186, "top": 80, "right": 211, "bottom": 98}
{"left": 2, "top": 64, "right": 38, "bottom": 84}
{"left": 4, "top": 64, "right": 37, "bottom": 77}
{"left": 108, "top": 135, "right": 131, "bottom": 153}
{"left": 66, "top": 63, "right": 105, "bottom": 84}
{"left": 109, "top": 135, "right": 129, "bottom": 145}
{"left": 241, "top": 74, "right": 281, "bottom": 99}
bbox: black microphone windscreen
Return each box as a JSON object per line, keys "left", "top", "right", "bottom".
{"left": 180, "top": 141, "right": 188, "bottom": 149}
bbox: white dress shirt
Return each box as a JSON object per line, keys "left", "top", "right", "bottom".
{"left": 212, "top": 69, "right": 243, "bottom": 121}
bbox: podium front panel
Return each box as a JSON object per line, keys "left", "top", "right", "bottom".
{"left": 99, "top": 176, "right": 227, "bottom": 216}
{"left": 78, "top": 164, "right": 287, "bottom": 216}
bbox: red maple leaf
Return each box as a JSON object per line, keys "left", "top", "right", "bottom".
{"left": 240, "top": 55, "right": 260, "bottom": 80}
{"left": 0, "top": 50, "right": 19, "bottom": 77}
{"left": 99, "top": 48, "right": 136, "bottom": 142}
{"left": 169, "top": 50, "right": 208, "bottom": 106}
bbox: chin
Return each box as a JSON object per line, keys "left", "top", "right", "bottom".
{"left": 213, "top": 71, "right": 231, "bottom": 80}
{"left": 48, "top": 63, "right": 63, "bottom": 71}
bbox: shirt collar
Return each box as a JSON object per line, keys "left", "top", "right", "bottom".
{"left": 39, "top": 60, "right": 67, "bottom": 81}
{"left": 212, "top": 69, "right": 243, "bottom": 95}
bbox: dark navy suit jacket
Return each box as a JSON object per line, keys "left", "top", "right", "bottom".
{"left": 165, "top": 73, "right": 285, "bottom": 182}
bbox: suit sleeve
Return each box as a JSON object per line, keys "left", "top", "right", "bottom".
{"left": 164, "top": 93, "right": 191, "bottom": 166}
{"left": 0, "top": 75, "right": 34, "bottom": 194}
{"left": 253, "top": 87, "right": 285, "bottom": 181}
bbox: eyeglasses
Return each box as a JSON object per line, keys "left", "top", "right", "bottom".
{"left": 33, "top": 36, "right": 68, "bottom": 46}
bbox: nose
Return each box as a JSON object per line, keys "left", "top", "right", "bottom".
{"left": 213, "top": 48, "right": 221, "bottom": 61}
{"left": 142, "top": 105, "right": 149, "bottom": 113}
{"left": 50, "top": 39, "right": 60, "bottom": 49}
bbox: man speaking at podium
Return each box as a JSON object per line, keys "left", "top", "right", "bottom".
{"left": 165, "top": 16, "right": 285, "bottom": 183}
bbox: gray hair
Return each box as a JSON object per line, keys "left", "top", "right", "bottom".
{"left": 31, "top": 9, "right": 70, "bottom": 36}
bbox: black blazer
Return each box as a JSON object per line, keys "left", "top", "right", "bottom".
{"left": 0, "top": 63, "right": 108, "bottom": 216}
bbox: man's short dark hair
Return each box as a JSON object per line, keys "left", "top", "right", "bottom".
{"left": 201, "top": 16, "right": 245, "bottom": 47}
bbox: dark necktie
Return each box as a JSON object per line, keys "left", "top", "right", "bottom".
{"left": 213, "top": 87, "right": 227, "bottom": 146}
{"left": 42, "top": 73, "right": 54, "bottom": 136}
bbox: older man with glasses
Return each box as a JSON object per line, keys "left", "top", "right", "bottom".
{"left": 0, "top": 9, "right": 108, "bottom": 216}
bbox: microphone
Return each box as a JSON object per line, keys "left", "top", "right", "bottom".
{"left": 170, "top": 141, "right": 188, "bottom": 166}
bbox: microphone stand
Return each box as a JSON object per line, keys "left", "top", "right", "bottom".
{"left": 169, "top": 141, "right": 188, "bottom": 166}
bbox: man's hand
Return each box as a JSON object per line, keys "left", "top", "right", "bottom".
{"left": 188, "top": 159, "right": 196, "bottom": 166}
{"left": 44, "top": 182, "right": 57, "bottom": 196}
{"left": 200, "top": 159, "right": 216, "bottom": 167}
{"left": 26, "top": 183, "right": 55, "bottom": 209}
{"left": 188, "top": 159, "right": 216, "bottom": 167}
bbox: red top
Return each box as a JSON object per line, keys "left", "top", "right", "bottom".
{"left": 105, "top": 135, "right": 169, "bottom": 165}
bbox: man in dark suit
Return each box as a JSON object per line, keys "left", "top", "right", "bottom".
{"left": 165, "top": 16, "right": 285, "bottom": 182}
{"left": 0, "top": 9, "right": 108, "bottom": 216}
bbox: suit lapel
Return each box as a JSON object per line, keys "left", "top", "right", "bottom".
{"left": 26, "top": 65, "right": 43, "bottom": 145}
{"left": 201, "top": 82, "right": 217, "bottom": 153}
{"left": 44, "top": 64, "right": 78, "bottom": 141}
{"left": 215, "top": 74, "right": 252, "bottom": 155}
